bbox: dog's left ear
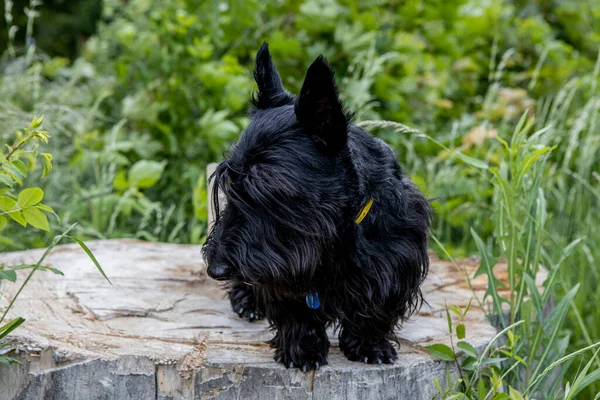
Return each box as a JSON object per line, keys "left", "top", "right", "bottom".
{"left": 295, "top": 56, "right": 349, "bottom": 154}
{"left": 253, "top": 42, "right": 294, "bottom": 109}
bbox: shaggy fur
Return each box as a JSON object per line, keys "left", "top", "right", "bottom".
{"left": 203, "top": 42, "right": 431, "bottom": 372}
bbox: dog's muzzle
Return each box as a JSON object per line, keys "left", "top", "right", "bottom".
{"left": 207, "top": 263, "right": 231, "bottom": 281}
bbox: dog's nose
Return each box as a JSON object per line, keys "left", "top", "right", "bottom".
{"left": 207, "top": 263, "right": 231, "bottom": 281}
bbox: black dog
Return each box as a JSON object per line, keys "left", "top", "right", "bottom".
{"left": 203, "top": 43, "right": 431, "bottom": 372}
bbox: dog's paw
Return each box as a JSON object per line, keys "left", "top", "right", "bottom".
{"left": 274, "top": 348, "right": 328, "bottom": 372}
{"left": 229, "top": 284, "right": 264, "bottom": 322}
{"left": 340, "top": 336, "right": 397, "bottom": 365}
{"left": 272, "top": 329, "right": 329, "bottom": 372}
{"left": 233, "top": 305, "right": 264, "bottom": 322}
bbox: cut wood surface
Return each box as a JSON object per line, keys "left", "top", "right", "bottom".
{"left": 0, "top": 240, "right": 543, "bottom": 400}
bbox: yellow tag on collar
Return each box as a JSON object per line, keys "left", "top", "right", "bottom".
{"left": 355, "top": 198, "right": 374, "bottom": 224}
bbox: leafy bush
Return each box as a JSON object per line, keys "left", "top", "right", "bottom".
{"left": 80, "top": 0, "right": 600, "bottom": 245}
{"left": 1, "top": 0, "right": 597, "bottom": 247}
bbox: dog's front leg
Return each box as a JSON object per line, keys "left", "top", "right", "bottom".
{"left": 339, "top": 317, "right": 398, "bottom": 365}
{"left": 228, "top": 282, "right": 264, "bottom": 322}
{"left": 268, "top": 302, "right": 329, "bottom": 372}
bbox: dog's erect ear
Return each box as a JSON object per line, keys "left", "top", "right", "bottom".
{"left": 295, "top": 56, "right": 349, "bottom": 154}
{"left": 253, "top": 42, "right": 294, "bottom": 109}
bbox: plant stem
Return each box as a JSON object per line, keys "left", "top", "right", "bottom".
{"left": 449, "top": 327, "right": 467, "bottom": 392}
{"left": 0, "top": 132, "right": 35, "bottom": 169}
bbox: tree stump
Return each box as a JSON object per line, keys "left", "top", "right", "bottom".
{"left": 0, "top": 239, "right": 542, "bottom": 400}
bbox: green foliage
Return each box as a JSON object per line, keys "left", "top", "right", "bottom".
{"left": 0, "top": 116, "right": 55, "bottom": 241}
{"left": 1, "top": 0, "right": 597, "bottom": 247}
{"left": 425, "top": 115, "right": 600, "bottom": 399}
{"left": 428, "top": 303, "right": 600, "bottom": 399}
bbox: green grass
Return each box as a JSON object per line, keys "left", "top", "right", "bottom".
{"left": 367, "top": 110, "right": 600, "bottom": 398}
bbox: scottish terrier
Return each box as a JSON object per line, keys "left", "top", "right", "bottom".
{"left": 203, "top": 42, "right": 431, "bottom": 372}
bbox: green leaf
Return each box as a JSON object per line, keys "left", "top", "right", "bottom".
{"left": 511, "top": 111, "right": 531, "bottom": 146}
{"left": 127, "top": 160, "right": 166, "bottom": 189}
{"left": 433, "top": 377, "right": 442, "bottom": 395}
{"left": 446, "top": 394, "right": 469, "bottom": 400}
{"left": 67, "top": 236, "right": 112, "bottom": 285}
{"left": 8, "top": 264, "right": 64, "bottom": 275}
{"left": 508, "top": 387, "right": 524, "bottom": 400}
{"left": 0, "top": 174, "right": 14, "bottom": 187}
{"left": 464, "top": 297, "right": 473, "bottom": 316}
{"left": 457, "top": 341, "right": 478, "bottom": 357}
{"left": 455, "top": 152, "right": 489, "bottom": 169}
{"left": 29, "top": 114, "right": 44, "bottom": 129}
{"left": 479, "top": 357, "right": 507, "bottom": 366}
{"left": 513, "top": 354, "right": 526, "bottom": 366}
{"left": 41, "top": 153, "right": 53, "bottom": 178}
{"left": 0, "top": 269, "right": 17, "bottom": 282}
{"left": 7, "top": 210, "right": 26, "bottom": 227}
{"left": 449, "top": 305, "right": 463, "bottom": 317}
{"left": 18, "top": 188, "right": 44, "bottom": 207}
{"left": 462, "top": 356, "right": 477, "bottom": 371}
{"left": 524, "top": 273, "right": 543, "bottom": 316}
{"left": 33, "top": 130, "right": 50, "bottom": 143}
{"left": 36, "top": 203, "right": 55, "bottom": 215}
{"left": 12, "top": 159, "right": 28, "bottom": 175}
{"left": 424, "top": 343, "right": 455, "bottom": 361}
{"left": 517, "top": 146, "right": 554, "bottom": 185}
{"left": 478, "top": 378, "right": 488, "bottom": 400}
{"left": 113, "top": 170, "right": 129, "bottom": 190}
{"left": 0, "top": 354, "right": 20, "bottom": 364}
{"left": 471, "top": 228, "right": 506, "bottom": 327}
{"left": 3, "top": 163, "right": 25, "bottom": 184}
{"left": 446, "top": 305, "right": 453, "bottom": 334}
{"left": 0, "top": 317, "right": 25, "bottom": 339}
{"left": 456, "top": 324, "right": 466, "bottom": 340}
{"left": 44, "top": 266, "right": 64, "bottom": 275}
{"left": 0, "top": 215, "right": 7, "bottom": 231}
{"left": 0, "top": 196, "right": 16, "bottom": 211}
{"left": 22, "top": 208, "right": 50, "bottom": 231}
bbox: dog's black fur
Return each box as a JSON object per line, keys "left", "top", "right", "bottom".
{"left": 203, "top": 43, "right": 431, "bottom": 372}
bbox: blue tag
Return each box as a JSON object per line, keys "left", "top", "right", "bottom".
{"left": 305, "top": 292, "right": 321, "bottom": 309}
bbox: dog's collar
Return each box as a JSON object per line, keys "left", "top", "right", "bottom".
{"left": 355, "top": 198, "right": 374, "bottom": 224}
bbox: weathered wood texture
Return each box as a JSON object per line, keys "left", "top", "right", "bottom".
{"left": 0, "top": 239, "right": 540, "bottom": 400}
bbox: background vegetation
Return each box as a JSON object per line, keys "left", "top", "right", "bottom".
{"left": 1, "top": 0, "right": 599, "bottom": 397}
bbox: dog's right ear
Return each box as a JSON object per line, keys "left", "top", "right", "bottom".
{"left": 295, "top": 56, "right": 349, "bottom": 155}
{"left": 252, "top": 42, "right": 294, "bottom": 109}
